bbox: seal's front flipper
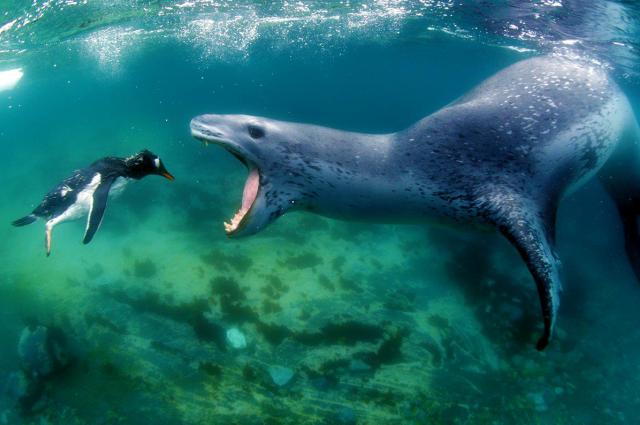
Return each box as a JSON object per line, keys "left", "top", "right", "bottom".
{"left": 83, "top": 177, "right": 114, "bottom": 245}
{"left": 488, "top": 195, "right": 561, "bottom": 350}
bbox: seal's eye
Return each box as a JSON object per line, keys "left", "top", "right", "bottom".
{"left": 247, "top": 124, "right": 265, "bottom": 139}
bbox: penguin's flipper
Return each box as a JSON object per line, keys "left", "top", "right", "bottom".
{"left": 83, "top": 177, "right": 115, "bottom": 245}
{"left": 484, "top": 189, "right": 561, "bottom": 350}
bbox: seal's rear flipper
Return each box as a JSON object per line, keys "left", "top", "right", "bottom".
{"left": 487, "top": 194, "right": 561, "bottom": 350}
{"left": 12, "top": 214, "right": 37, "bottom": 227}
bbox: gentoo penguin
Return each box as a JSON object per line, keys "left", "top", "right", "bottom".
{"left": 12, "top": 150, "right": 174, "bottom": 256}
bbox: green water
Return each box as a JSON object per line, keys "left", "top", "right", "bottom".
{"left": 1, "top": 1, "right": 640, "bottom": 424}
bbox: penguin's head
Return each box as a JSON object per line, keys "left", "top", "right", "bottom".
{"left": 125, "top": 150, "right": 174, "bottom": 181}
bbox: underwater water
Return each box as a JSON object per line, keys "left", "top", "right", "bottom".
{"left": 2, "top": 0, "right": 640, "bottom": 424}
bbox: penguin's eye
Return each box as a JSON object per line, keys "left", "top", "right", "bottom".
{"left": 153, "top": 158, "right": 160, "bottom": 168}
{"left": 247, "top": 124, "right": 265, "bottom": 139}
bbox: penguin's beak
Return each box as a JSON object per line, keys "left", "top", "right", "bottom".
{"left": 159, "top": 163, "right": 174, "bottom": 181}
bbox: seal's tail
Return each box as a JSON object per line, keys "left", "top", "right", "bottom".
{"left": 12, "top": 214, "right": 37, "bottom": 227}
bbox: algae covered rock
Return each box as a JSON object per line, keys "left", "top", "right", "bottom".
{"left": 18, "top": 325, "right": 70, "bottom": 379}
{"left": 226, "top": 327, "right": 248, "bottom": 350}
{"left": 268, "top": 365, "right": 295, "bottom": 387}
{"left": 334, "top": 406, "right": 357, "bottom": 424}
{"left": 3, "top": 370, "right": 43, "bottom": 412}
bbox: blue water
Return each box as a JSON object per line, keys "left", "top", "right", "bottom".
{"left": 1, "top": 1, "right": 640, "bottom": 424}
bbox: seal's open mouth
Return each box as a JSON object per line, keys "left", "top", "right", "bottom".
{"left": 225, "top": 167, "right": 259, "bottom": 234}
{"left": 191, "top": 122, "right": 260, "bottom": 235}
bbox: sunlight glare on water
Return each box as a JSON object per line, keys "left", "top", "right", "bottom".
{"left": 0, "top": 67, "right": 23, "bottom": 91}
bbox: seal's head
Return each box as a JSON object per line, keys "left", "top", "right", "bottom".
{"left": 190, "top": 114, "right": 306, "bottom": 237}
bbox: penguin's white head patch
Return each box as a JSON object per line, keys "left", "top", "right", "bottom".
{"left": 153, "top": 158, "right": 160, "bottom": 168}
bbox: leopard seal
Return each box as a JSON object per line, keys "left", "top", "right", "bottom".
{"left": 190, "top": 54, "right": 640, "bottom": 350}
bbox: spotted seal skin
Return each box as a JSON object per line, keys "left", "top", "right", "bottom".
{"left": 191, "top": 55, "right": 640, "bottom": 350}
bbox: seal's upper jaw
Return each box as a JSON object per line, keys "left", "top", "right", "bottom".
{"left": 190, "top": 117, "right": 242, "bottom": 155}
{"left": 190, "top": 115, "right": 263, "bottom": 237}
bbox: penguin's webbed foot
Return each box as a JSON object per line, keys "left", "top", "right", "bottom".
{"left": 45, "top": 226, "right": 52, "bottom": 257}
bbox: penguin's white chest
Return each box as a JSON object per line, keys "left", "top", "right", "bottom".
{"left": 48, "top": 174, "right": 102, "bottom": 227}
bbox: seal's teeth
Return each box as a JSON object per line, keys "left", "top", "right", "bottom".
{"left": 223, "top": 195, "right": 254, "bottom": 234}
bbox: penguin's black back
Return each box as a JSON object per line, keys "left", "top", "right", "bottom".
{"left": 33, "top": 157, "right": 128, "bottom": 219}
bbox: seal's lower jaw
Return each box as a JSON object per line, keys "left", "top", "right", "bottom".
{"left": 224, "top": 168, "right": 259, "bottom": 236}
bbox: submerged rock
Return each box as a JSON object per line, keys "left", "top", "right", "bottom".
{"left": 5, "top": 370, "right": 31, "bottom": 401}
{"left": 133, "top": 258, "right": 157, "bottom": 278}
{"left": 18, "top": 325, "right": 70, "bottom": 379}
{"left": 348, "top": 359, "right": 372, "bottom": 373}
{"left": 226, "top": 327, "right": 247, "bottom": 350}
{"left": 3, "top": 370, "right": 43, "bottom": 412}
{"left": 268, "top": 365, "right": 294, "bottom": 387}
{"left": 0, "top": 409, "right": 20, "bottom": 425}
{"left": 527, "top": 392, "right": 548, "bottom": 412}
